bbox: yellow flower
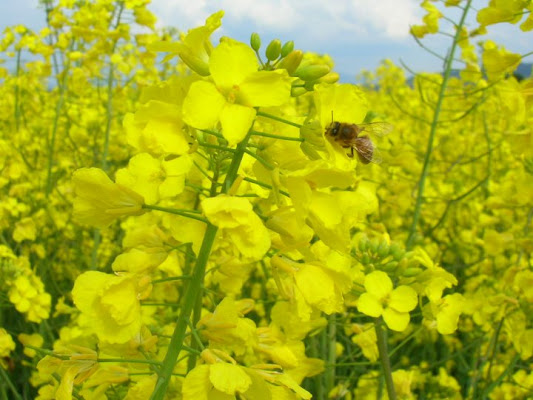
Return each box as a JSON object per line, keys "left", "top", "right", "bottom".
{"left": 357, "top": 271, "right": 418, "bottom": 332}
{"left": 115, "top": 152, "right": 192, "bottom": 204}
{"left": 182, "top": 349, "right": 311, "bottom": 399}
{"left": 202, "top": 195, "right": 271, "bottom": 261}
{"left": 0, "top": 328, "right": 16, "bottom": 367}
{"left": 72, "top": 168, "right": 146, "bottom": 228}
{"left": 72, "top": 271, "right": 142, "bottom": 344}
{"left": 271, "top": 251, "right": 352, "bottom": 321}
{"left": 183, "top": 39, "right": 292, "bottom": 145}
{"left": 197, "top": 297, "right": 257, "bottom": 356}
{"left": 482, "top": 41, "right": 521, "bottom": 81}
{"left": 150, "top": 11, "right": 224, "bottom": 76}
{"left": 122, "top": 77, "right": 193, "bottom": 157}
{"left": 18, "top": 333, "right": 44, "bottom": 358}
{"left": 12, "top": 217, "right": 36, "bottom": 242}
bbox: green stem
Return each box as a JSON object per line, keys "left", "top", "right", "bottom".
{"left": 152, "top": 276, "right": 191, "bottom": 284}
{"left": 324, "top": 314, "right": 337, "bottom": 396}
{"left": 97, "top": 358, "right": 162, "bottom": 366}
{"left": 150, "top": 129, "right": 254, "bottom": 400}
{"left": 375, "top": 318, "right": 396, "bottom": 400}
{"left": 251, "top": 130, "right": 304, "bottom": 142}
{"left": 0, "top": 367, "right": 22, "bottom": 400}
{"left": 256, "top": 111, "right": 302, "bottom": 128}
{"left": 405, "top": 0, "right": 472, "bottom": 249}
{"left": 142, "top": 204, "right": 208, "bottom": 223}
{"left": 308, "top": 335, "right": 325, "bottom": 400}
{"left": 243, "top": 177, "right": 290, "bottom": 197}
{"left": 45, "top": 60, "right": 70, "bottom": 197}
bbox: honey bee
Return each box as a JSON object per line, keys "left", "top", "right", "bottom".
{"left": 325, "top": 121, "right": 393, "bottom": 164}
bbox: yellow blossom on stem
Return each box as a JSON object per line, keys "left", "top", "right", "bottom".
{"left": 182, "top": 349, "right": 311, "bottom": 399}
{"left": 72, "top": 271, "right": 142, "bottom": 344}
{"left": 202, "top": 195, "right": 271, "bottom": 261}
{"left": 72, "top": 168, "right": 146, "bottom": 228}
{"left": 357, "top": 271, "right": 418, "bottom": 332}
{"left": 183, "top": 38, "right": 292, "bottom": 145}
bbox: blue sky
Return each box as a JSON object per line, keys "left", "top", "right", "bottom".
{"left": 2, "top": 0, "right": 532, "bottom": 82}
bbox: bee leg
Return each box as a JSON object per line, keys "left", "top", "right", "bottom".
{"left": 348, "top": 147, "right": 354, "bottom": 158}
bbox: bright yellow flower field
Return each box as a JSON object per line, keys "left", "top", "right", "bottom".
{"left": 0, "top": 1, "right": 532, "bottom": 399}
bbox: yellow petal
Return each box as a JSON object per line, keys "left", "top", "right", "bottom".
{"left": 357, "top": 293, "right": 383, "bottom": 318}
{"left": 183, "top": 80, "right": 226, "bottom": 129}
{"left": 220, "top": 103, "right": 256, "bottom": 146}
{"left": 239, "top": 70, "right": 291, "bottom": 107}
{"left": 383, "top": 308, "right": 410, "bottom": 332}
{"left": 210, "top": 39, "right": 258, "bottom": 91}
{"left": 182, "top": 365, "right": 210, "bottom": 400}
{"left": 209, "top": 363, "right": 252, "bottom": 394}
{"left": 389, "top": 285, "right": 418, "bottom": 313}
{"left": 364, "top": 271, "right": 393, "bottom": 300}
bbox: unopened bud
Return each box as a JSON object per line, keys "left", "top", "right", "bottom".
{"left": 179, "top": 52, "right": 210, "bottom": 76}
{"left": 281, "top": 40, "right": 294, "bottom": 57}
{"left": 291, "top": 86, "right": 307, "bottom": 97}
{"left": 266, "top": 39, "right": 282, "bottom": 61}
{"left": 278, "top": 50, "right": 303, "bottom": 75}
{"left": 403, "top": 267, "right": 423, "bottom": 277}
{"left": 319, "top": 71, "right": 340, "bottom": 84}
{"left": 250, "top": 32, "right": 261, "bottom": 51}
{"left": 377, "top": 241, "right": 390, "bottom": 258}
{"left": 295, "top": 64, "right": 330, "bottom": 81}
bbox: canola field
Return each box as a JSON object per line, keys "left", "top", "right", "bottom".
{"left": 0, "top": 1, "right": 532, "bottom": 399}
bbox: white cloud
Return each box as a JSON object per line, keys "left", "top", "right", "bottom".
{"left": 149, "top": 0, "right": 421, "bottom": 41}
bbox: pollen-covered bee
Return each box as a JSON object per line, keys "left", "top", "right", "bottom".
{"left": 325, "top": 121, "right": 393, "bottom": 164}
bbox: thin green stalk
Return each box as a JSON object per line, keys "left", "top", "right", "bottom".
{"left": 101, "top": 3, "right": 124, "bottom": 171}
{"left": 375, "top": 318, "right": 396, "bottom": 400}
{"left": 256, "top": 111, "right": 302, "bottom": 128}
{"left": 142, "top": 204, "right": 208, "bottom": 223}
{"left": 152, "top": 276, "right": 192, "bottom": 284}
{"left": 98, "top": 358, "right": 162, "bottom": 366}
{"left": 150, "top": 223, "right": 218, "bottom": 400}
{"left": 324, "top": 314, "right": 337, "bottom": 396}
{"left": 151, "top": 129, "right": 254, "bottom": 400}
{"left": 308, "top": 335, "right": 325, "bottom": 400}
{"left": 251, "top": 130, "right": 304, "bottom": 142}
{"left": 405, "top": 0, "right": 472, "bottom": 249}
{"left": 45, "top": 61, "right": 70, "bottom": 197}
{"left": 0, "top": 367, "right": 22, "bottom": 400}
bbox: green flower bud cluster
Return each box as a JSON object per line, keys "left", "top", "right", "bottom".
{"left": 249, "top": 32, "right": 338, "bottom": 97}
{"left": 250, "top": 33, "right": 297, "bottom": 70}
{"left": 356, "top": 237, "right": 420, "bottom": 277}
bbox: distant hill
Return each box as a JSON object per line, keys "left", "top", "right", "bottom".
{"left": 515, "top": 63, "right": 532, "bottom": 80}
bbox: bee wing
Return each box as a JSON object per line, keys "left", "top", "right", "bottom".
{"left": 359, "top": 122, "right": 393, "bottom": 138}
{"left": 355, "top": 140, "right": 382, "bottom": 164}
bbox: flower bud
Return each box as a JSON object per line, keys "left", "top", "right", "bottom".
{"left": 403, "top": 267, "right": 423, "bottom": 277}
{"left": 382, "top": 261, "right": 398, "bottom": 271}
{"left": 377, "top": 241, "right": 390, "bottom": 258}
{"left": 319, "top": 71, "right": 340, "bottom": 84}
{"left": 265, "top": 39, "right": 282, "bottom": 61}
{"left": 291, "top": 86, "right": 307, "bottom": 97}
{"left": 295, "top": 64, "right": 330, "bottom": 81}
{"left": 281, "top": 40, "right": 294, "bottom": 57}
{"left": 358, "top": 237, "right": 369, "bottom": 252}
{"left": 278, "top": 50, "right": 303, "bottom": 75}
{"left": 250, "top": 32, "right": 261, "bottom": 51}
{"left": 369, "top": 239, "right": 379, "bottom": 254}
